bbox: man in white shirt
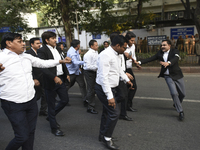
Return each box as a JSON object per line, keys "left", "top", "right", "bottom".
{"left": 124, "top": 31, "right": 138, "bottom": 112}
{"left": 83, "top": 39, "right": 99, "bottom": 114}
{"left": 95, "top": 35, "right": 132, "bottom": 150}
{"left": 0, "top": 33, "right": 71, "bottom": 150}
{"left": 136, "top": 40, "right": 185, "bottom": 121}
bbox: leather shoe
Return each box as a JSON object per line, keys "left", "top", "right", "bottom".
{"left": 119, "top": 115, "right": 133, "bottom": 121}
{"left": 179, "top": 112, "right": 184, "bottom": 121}
{"left": 99, "top": 134, "right": 118, "bottom": 142}
{"left": 51, "top": 129, "right": 65, "bottom": 136}
{"left": 39, "top": 111, "right": 48, "bottom": 116}
{"left": 127, "top": 107, "right": 137, "bottom": 112}
{"left": 87, "top": 108, "right": 98, "bottom": 114}
{"left": 46, "top": 117, "right": 60, "bottom": 128}
{"left": 102, "top": 138, "right": 119, "bottom": 150}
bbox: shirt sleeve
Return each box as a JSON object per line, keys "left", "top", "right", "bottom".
{"left": 26, "top": 54, "right": 60, "bottom": 68}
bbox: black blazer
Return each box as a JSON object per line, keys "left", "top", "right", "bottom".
{"left": 37, "top": 45, "right": 69, "bottom": 90}
{"left": 140, "top": 49, "right": 183, "bottom": 80}
{"left": 25, "top": 48, "right": 43, "bottom": 82}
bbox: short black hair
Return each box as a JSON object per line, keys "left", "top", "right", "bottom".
{"left": 1, "top": 33, "right": 22, "bottom": 49}
{"left": 89, "top": 39, "right": 97, "bottom": 48}
{"left": 111, "top": 35, "right": 128, "bottom": 47}
{"left": 162, "top": 39, "right": 171, "bottom": 46}
{"left": 57, "top": 42, "right": 63, "bottom": 47}
{"left": 110, "top": 31, "right": 120, "bottom": 43}
{"left": 125, "top": 31, "right": 136, "bottom": 40}
{"left": 41, "top": 31, "right": 56, "bottom": 45}
{"left": 103, "top": 41, "right": 109, "bottom": 45}
{"left": 30, "top": 37, "right": 40, "bottom": 46}
{"left": 71, "top": 39, "right": 80, "bottom": 48}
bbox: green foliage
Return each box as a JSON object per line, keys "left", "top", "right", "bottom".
{"left": 0, "top": 0, "right": 32, "bottom": 34}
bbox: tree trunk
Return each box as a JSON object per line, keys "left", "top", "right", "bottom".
{"left": 60, "top": 0, "right": 72, "bottom": 49}
{"left": 194, "top": 0, "right": 200, "bottom": 37}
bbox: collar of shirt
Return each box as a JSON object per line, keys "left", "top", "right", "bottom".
{"left": 3, "top": 48, "right": 18, "bottom": 55}
{"left": 46, "top": 44, "right": 56, "bottom": 50}
{"left": 89, "top": 48, "right": 98, "bottom": 53}
{"left": 109, "top": 46, "right": 118, "bottom": 56}
{"left": 31, "top": 47, "right": 37, "bottom": 55}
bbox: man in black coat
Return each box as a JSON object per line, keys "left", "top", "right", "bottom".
{"left": 26, "top": 37, "right": 48, "bottom": 116}
{"left": 37, "top": 31, "right": 71, "bottom": 136}
{"left": 137, "top": 39, "right": 185, "bottom": 121}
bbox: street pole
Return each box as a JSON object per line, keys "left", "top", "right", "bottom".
{"left": 75, "top": 10, "right": 79, "bottom": 40}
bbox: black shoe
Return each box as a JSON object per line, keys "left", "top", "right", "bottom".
{"left": 83, "top": 100, "right": 88, "bottom": 107}
{"left": 127, "top": 107, "right": 137, "bottom": 112}
{"left": 87, "top": 108, "right": 98, "bottom": 114}
{"left": 51, "top": 129, "right": 65, "bottom": 136}
{"left": 39, "top": 111, "right": 48, "bottom": 116}
{"left": 102, "top": 138, "right": 119, "bottom": 150}
{"left": 119, "top": 115, "right": 133, "bottom": 121}
{"left": 179, "top": 112, "right": 184, "bottom": 121}
{"left": 99, "top": 134, "right": 118, "bottom": 142}
{"left": 173, "top": 104, "right": 175, "bottom": 108}
{"left": 46, "top": 117, "right": 60, "bottom": 128}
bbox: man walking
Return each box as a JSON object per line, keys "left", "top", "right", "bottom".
{"left": 38, "top": 31, "right": 71, "bottom": 136}
{"left": 26, "top": 37, "right": 48, "bottom": 116}
{"left": 0, "top": 33, "right": 71, "bottom": 150}
{"left": 83, "top": 39, "right": 99, "bottom": 114}
{"left": 66, "top": 39, "right": 87, "bottom": 105}
{"left": 95, "top": 35, "right": 132, "bottom": 150}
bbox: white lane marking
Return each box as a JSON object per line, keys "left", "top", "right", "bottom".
{"left": 69, "top": 92, "right": 200, "bottom": 103}
{"left": 134, "top": 96, "right": 200, "bottom": 103}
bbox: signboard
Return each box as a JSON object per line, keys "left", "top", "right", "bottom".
{"left": 0, "top": 27, "right": 10, "bottom": 33}
{"left": 171, "top": 27, "right": 194, "bottom": 39}
{"left": 92, "top": 34, "right": 101, "bottom": 39}
{"left": 58, "top": 36, "right": 66, "bottom": 43}
{"left": 147, "top": 35, "right": 166, "bottom": 45}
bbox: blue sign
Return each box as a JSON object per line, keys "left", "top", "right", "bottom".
{"left": 58, "top": 36, "right": 66, "bottom": 43}
{"left": 0, "top": 26, "right": 24, "bottom": 33}
{"left": 47, "top": 29, "right": 56, "bottom": 33}
{"left": 171, "top": 27, "right": 194, "bottom": 39}
{"left": 0, "top": 27, "right": 10, "bottom": 33}
{"left": 92, "top": 34, "right": 101, "bottom": 39}
{"left": 147, "top": 35, "right": 166, "bottom": 45}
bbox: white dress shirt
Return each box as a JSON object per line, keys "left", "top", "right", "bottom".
{"left": 163, "top": 49, "right": 170, "bottom": 75}
{"left": 0, "top": 48, "right": 60, "bottom": 103}
{"left": 125, "top": 44, "right": 136, "bottom": 69}
{"left": 83, "top": 48, "right": 98, "bottom": 71}
{"left": 96, "top": 46, "right": 129, "bottom": 100}
{"left": 47, "top": 45, "right": 63, "bottom": 76}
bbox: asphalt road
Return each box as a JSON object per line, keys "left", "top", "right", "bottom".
{"left": 0, "top": 73, "right": 200, "bottom": 150}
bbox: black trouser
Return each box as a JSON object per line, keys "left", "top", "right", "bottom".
{"left": 95, "top": 83, "right": 120, "bottom": 137}
{"left": 35, "top": 85, "right": 47, "bottom": 113}
{"left": 45, "top": 76, "right": 69, "bottom": 130}
{"left": 84, "top": 70, "right": 96, "bottom": 109}
{"left": 1, "top": 97, "right": 38, "bottom": 150}
{"left": 126, "top": 68, "right": 137, "bottom": 108}
{"left": 68, "top": 73, "right": 87, "bottom": 101}
{"left": 116, "top": 81, "right": 128, "bottom": 117}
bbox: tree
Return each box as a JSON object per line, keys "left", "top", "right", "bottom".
{"left": 180, "top": 0, "right": 200, "bottom": 38}
{"left": 0, "top": 0, "right": 31, "bottom": 39}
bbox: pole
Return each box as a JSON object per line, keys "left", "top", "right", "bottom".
{"left": 75, "top": 10, "right": 79, "bottom": 40}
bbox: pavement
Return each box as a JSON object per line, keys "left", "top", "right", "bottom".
{"left": 132, "top": 66, "right": 200, "bottom": 73}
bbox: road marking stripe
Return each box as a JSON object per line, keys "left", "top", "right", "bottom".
{"left": 69, "top": 93, "right": 200, "bottom": 103}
